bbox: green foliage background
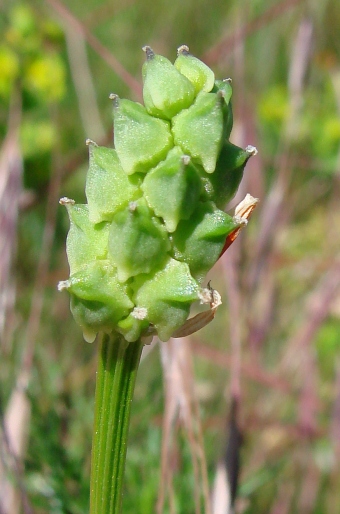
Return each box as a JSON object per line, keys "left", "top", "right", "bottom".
{"left": 1, "top": 0, "right": 340, "bottom": 512}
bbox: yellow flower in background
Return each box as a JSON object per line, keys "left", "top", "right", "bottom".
{"left": 25, "top": 53, "right": 66, "bottom": 102}
{"left": 0, "top": 45, "right": 20, "bottom": 98}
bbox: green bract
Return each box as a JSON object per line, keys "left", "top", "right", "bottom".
{"left": 85, "top": 141, "right": 139, "bottom": 223}
{"left": 112, "top": 95, "right": 173, "bottom": 175}
{"left": 141, "top": 147, "right": 202, "bottom": 232}
{"left": 171, "top": 201, "right": 242, "bottom": 283}
{"left": 133, "top": 258, "right": 199, "bottom": 341}
{"left": 174, "top": 45, "right": 215, "bottom": 95}
{"left": 172, "top": 91, "right": 224, "bottom": 173}
{"left": 142, "top": 46, "right": 195, "bottom": 120}
{"left": 59, "top": 45, "right": 257, "bottom": 343}
{"left": 108, "top": 198, "right": 170, "bottom": 282}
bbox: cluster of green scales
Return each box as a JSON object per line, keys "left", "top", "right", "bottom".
{"left": 58, "top": 45, "right": 257, "bottom": 344}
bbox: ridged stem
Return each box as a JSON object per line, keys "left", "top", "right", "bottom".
{"left": 90, "top": 332, "right": 144, "bottom": 514}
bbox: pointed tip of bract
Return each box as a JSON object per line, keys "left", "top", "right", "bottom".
{"left": 181, "top": 155, "right": 191, "bottom": 166}
{"left": 57, "top": 279, "right": 70, "bottom": 291}
{"left": 177, "top": 44, "right": 190, "bottom": 56}
{"left": 142, "top": 45, "right": 154, "bottom": 60}
{"left": 245, "top": 145, "right": 258, "bottom": 156}
{"left": 59, "top": 197, "right": 75, "bottom": 206}
{"left": 109, "top": 93, "right": 119, "bottom": 107}
{"left": 59, "top": 198, "right": 75, "bottom": 218}
{"left": 86, "top": 138, "right": 98, "bottom": 147}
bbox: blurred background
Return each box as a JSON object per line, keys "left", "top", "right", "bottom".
{"left": 1, "top": 0, "right": 340, "bottom": 512}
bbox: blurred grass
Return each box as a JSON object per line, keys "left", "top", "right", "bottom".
{"left": 1, "top": 0, "right": 340, "bottom": 512}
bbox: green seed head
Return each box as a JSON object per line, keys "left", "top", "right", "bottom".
{"left": 59, "top": 46, "right": 257, "bottom": 343}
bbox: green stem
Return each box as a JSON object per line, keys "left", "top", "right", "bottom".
{"left": 90, "top": 332, "right": 144, "bottom": 514}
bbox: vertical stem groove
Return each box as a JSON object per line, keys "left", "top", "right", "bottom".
{"left": 90, "top": 332, "right": 144, "bottom": 514}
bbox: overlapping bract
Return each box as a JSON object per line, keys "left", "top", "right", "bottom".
{"left": 59, "top": 46, "right": 256, "bottom": 343}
